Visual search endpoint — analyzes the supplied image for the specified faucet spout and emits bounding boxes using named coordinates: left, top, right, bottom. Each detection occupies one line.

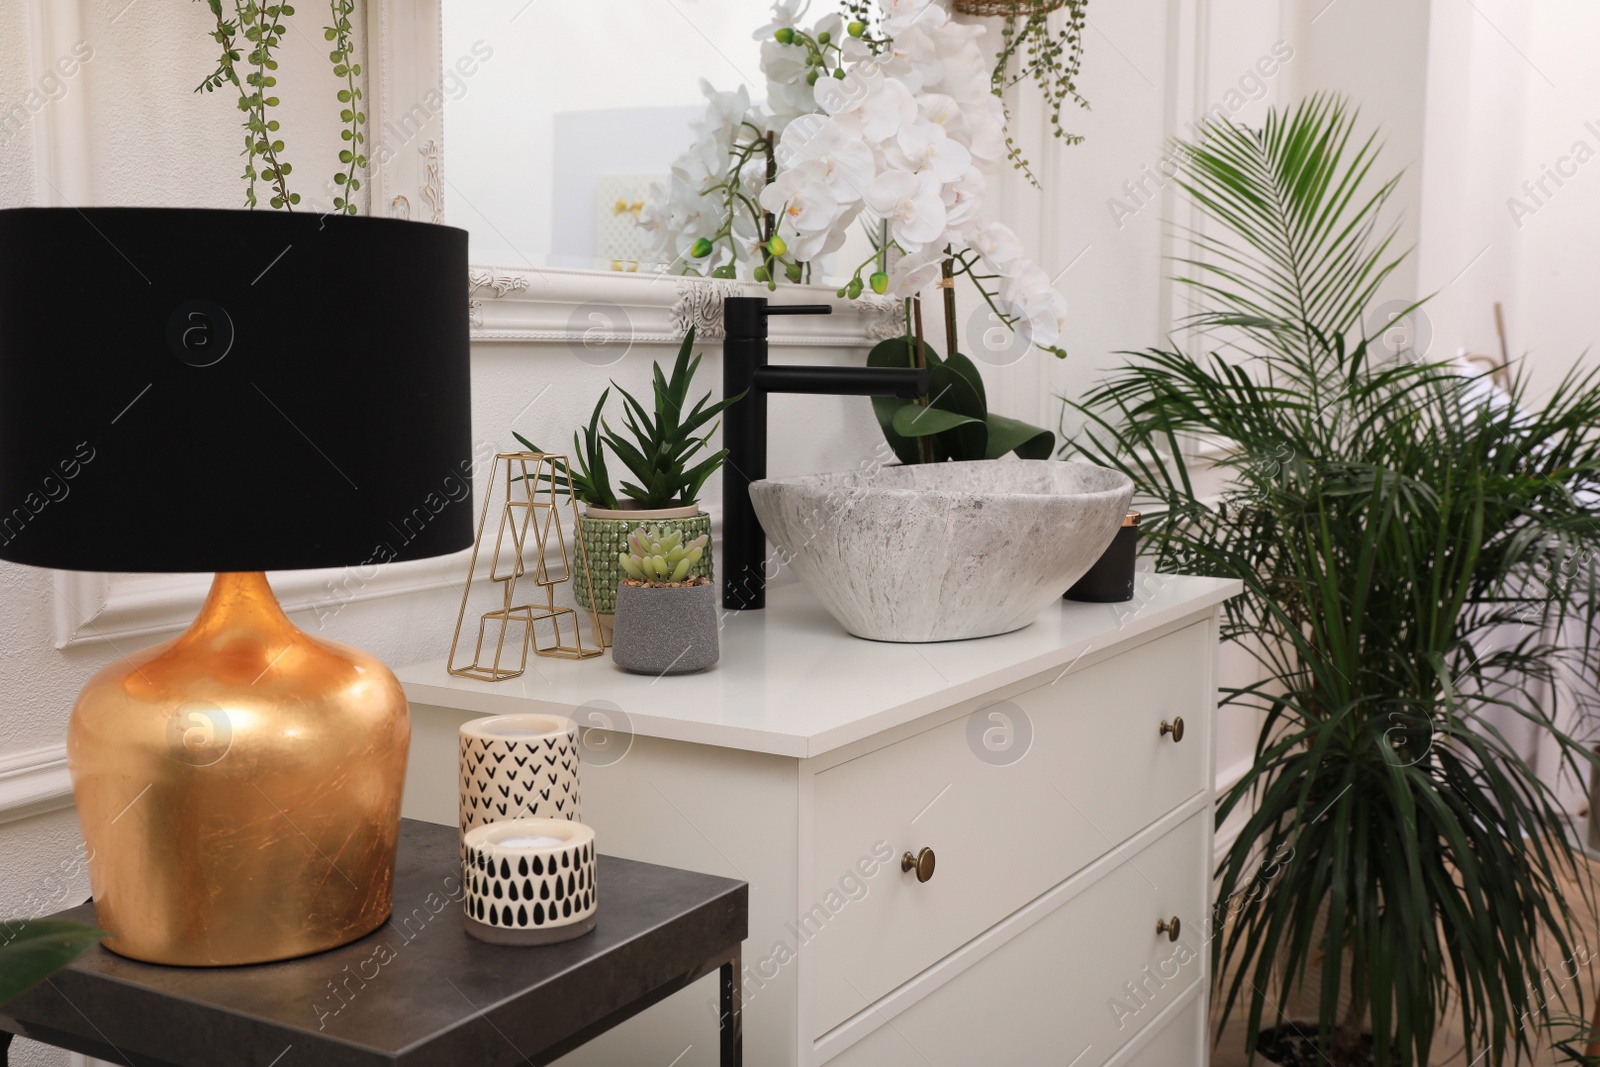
left=721, top=295, right=927, bottom=611
left=753, top=364, right=928, bottom=398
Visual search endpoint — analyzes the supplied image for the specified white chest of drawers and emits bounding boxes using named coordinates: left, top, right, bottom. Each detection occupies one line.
left=398, top=574, right=1238, bottom=1067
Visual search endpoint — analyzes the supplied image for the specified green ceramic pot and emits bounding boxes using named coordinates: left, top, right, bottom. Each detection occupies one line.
left=574, top=503, right=713, bottom=614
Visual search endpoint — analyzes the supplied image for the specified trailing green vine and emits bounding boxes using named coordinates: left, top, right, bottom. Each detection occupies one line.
left=993, top=3, right=1089, bottom=144
left=196, top=0, right=298, bottom=209
left=325, top=0, right=365, bottom=215
left=195, top=0, right=365, bottom=212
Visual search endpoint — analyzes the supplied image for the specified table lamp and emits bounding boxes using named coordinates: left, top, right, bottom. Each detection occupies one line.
left=0, top=207, right=472, bottom=966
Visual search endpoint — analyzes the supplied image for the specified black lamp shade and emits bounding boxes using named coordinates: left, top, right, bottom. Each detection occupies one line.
left=0, top=207, right=473, bottom=572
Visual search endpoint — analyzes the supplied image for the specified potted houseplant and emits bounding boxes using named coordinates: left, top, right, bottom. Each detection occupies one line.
left=1068, top=95, right=1600, bottom=1065
left=610, top=524, right=718, bottom=675
left=516, top=326, right=739, bottom=639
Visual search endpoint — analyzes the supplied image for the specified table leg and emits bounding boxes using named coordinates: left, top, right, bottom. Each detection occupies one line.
left=719, top=952, right=742, bottom=1067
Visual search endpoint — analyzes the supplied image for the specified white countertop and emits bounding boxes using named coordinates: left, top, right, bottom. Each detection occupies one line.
left=397, top=574, right=1241, bottom=759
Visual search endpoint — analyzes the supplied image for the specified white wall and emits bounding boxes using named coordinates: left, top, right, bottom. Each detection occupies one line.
left=1419, top=0, right=1600, bottom=400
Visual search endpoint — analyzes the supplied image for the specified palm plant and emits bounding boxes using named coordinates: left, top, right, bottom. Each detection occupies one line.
left=1066, top=94, right=1600, bottom=1065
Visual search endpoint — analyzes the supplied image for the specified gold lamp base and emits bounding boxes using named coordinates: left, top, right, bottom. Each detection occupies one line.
left=67, top=572, right=409, bottom=966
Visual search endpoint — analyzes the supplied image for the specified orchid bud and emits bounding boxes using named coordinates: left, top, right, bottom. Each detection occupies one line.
left=689, top=237, right=713, bottom=258
left=847, top=20, right=865, bottom=37
left=774, top=26, right=795, bottom=44
left=870, top=271, right=888, bottom=295
left=768, top=235, right=788, bottom=257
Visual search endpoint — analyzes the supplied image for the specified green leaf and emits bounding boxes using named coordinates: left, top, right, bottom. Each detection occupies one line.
left=924, top=357, right=987, bottom=461
left=892, top=404, right=984, bottom=438
left=0, top=920, right=107, bottom=1004
left=866, top=337, right=924, bottom=464
left=983, top=412, right=1053, bottom=459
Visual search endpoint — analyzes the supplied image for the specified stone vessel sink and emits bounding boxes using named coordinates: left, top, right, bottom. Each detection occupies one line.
left=748, top=460, right=1135, bottom=642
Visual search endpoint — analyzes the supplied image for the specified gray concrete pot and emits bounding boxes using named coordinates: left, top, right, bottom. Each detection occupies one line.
left=611, top=580, right=719, bottom=675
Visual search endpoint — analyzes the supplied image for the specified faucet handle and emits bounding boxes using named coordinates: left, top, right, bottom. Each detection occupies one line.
left=724, top=296, right=831, bottom=341
left=764, top=304, right=833, bottom=316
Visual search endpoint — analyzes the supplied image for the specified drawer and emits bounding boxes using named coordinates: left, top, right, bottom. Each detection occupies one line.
left=811, top=623, right=1209, bottom=1034
left=1115, top=992, right=1205, bottom=1066
left=819, top=810, right=1209, bottom=1066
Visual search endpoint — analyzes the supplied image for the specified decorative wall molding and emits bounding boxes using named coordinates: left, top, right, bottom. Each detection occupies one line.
left=850, top=294, right=907, bottom=341
left=669, top=278, right=741, bottom=340
left=0, top=744, right=72, bottom=826
left=366, top=0, right=444, bottom=222
left=53, top=551, right=470, bottom=649
left=466, top=265, right=886, bottom=347
left=468, top=267, right=531, bottom=327
left=419, top=138, right=444, bottom=223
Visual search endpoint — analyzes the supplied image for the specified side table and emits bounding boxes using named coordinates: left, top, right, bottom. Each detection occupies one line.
left=0, top=818, right=747, bottom=1066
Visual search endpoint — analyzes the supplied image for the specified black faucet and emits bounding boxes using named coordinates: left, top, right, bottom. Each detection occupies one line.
left=721, top=296, right=929, bottom=610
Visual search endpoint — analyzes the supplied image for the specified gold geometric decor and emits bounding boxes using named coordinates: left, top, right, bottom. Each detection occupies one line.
left=448, top=452, right=605, bottom=680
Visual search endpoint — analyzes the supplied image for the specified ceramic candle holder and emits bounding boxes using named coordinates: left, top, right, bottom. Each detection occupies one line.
left=462, top=818, right=598, bottom=945
left=459, top=714, right=582, bottom=843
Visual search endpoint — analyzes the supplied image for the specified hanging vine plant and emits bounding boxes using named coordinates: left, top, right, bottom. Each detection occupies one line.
left=194, top=0, right=367, bottom=214
left=949, top=0, right=1090, bottom=185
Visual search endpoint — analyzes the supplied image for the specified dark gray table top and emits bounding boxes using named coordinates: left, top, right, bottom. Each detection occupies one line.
left=0, top=818, right=747, bottom=1067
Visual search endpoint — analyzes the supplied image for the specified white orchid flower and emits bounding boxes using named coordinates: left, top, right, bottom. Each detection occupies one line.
left=760, top=159, right=846, bottom=261
left=858, top=77, right=918, bottom=142
left=867, top=169, right=946, bottom=248
left=880, top=0, right=947, bottom=37
left=1000, top=264, right=1069, bottom=349
left=777, top=115, right=876, bottom=203
left=694, top=80, right=751, bottom=140
left=968, top=221, right=1026, bottom=275
left=891, top=121, right=971, bottom=182
left=882, top=26, right=944, bottom=95
left=885, top=244, right=945, bottom=296
left=941, top=167, right=986, bottom=229
left=754, top=0, right=811, bottom=40
left=959, top=95, right=1008, bottom=169
left=916, top=93, right=968, bottom=143
left=815, top=65, right=915, bottom=143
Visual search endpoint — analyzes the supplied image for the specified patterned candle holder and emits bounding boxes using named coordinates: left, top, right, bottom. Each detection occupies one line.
left=459, top=714, right=581, bottom=845
left=462, top=818, right=597, bottom=945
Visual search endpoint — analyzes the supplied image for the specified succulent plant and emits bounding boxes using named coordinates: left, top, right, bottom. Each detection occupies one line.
left=619, top=525, right=709, bottom=585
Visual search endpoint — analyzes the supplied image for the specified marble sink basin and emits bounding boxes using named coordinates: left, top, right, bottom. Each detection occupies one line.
left=748, top=460, right=1135, bottom=642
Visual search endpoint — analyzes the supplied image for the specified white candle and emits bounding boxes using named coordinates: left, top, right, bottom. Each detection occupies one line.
left=496, top=834, right=563, bottom=849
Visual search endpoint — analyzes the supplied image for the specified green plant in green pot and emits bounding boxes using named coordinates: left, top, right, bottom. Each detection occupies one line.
left=1066, top=94, right=1600, bottom=1066
left=516, top=326, right=740, bottom=631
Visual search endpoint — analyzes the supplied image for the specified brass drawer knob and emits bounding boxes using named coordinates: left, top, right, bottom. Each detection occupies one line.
left=902, top=847, right=936, bottom=883
left=1160, top=717, right=1185, bottom=743
left=1156, top=916, right=1181, bottom=942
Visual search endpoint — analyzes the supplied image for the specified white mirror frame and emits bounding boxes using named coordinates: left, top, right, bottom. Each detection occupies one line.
left=50, top=0, right=899, bottom=649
